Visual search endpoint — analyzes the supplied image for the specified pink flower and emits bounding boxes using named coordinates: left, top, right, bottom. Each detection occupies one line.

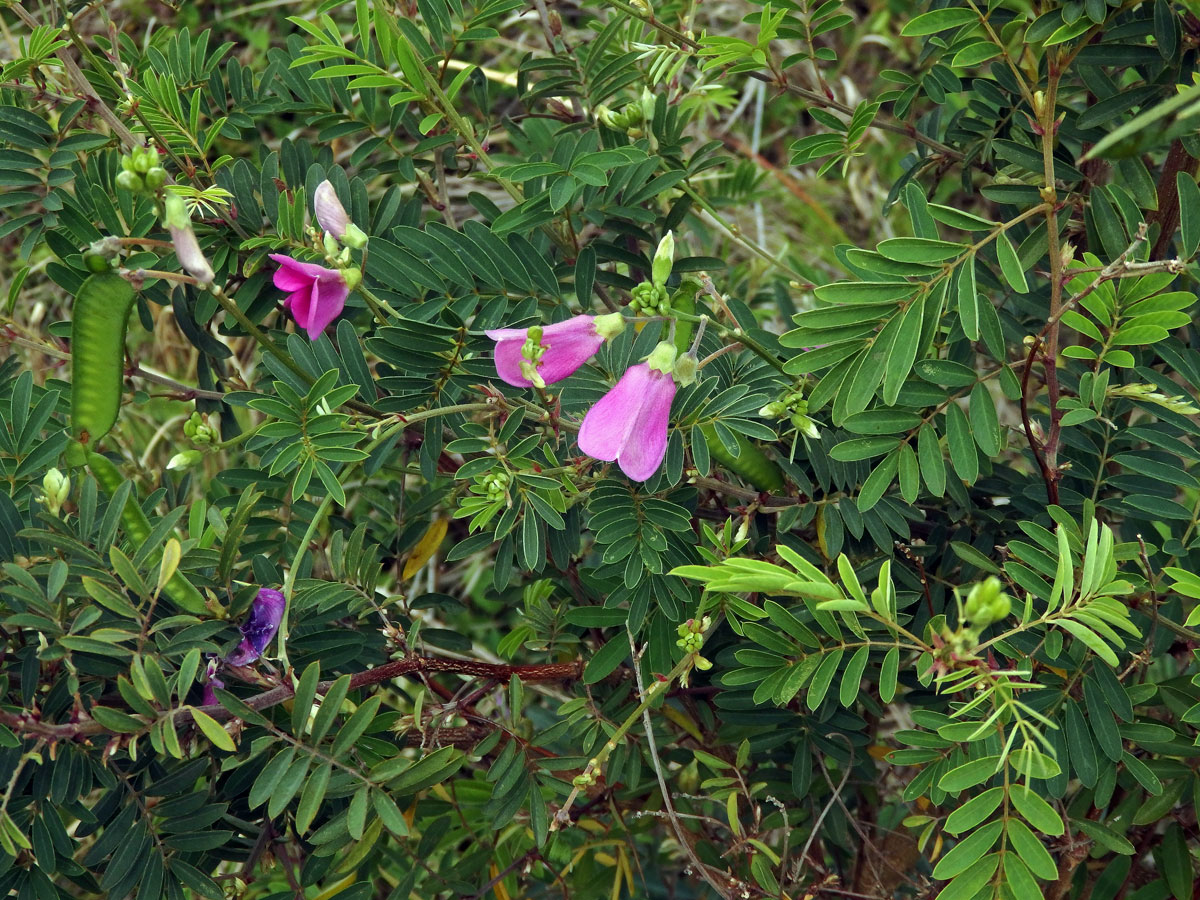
left=578, top=342, right=678, bottom=482
left=270, top=254, right=350, bottom=340
left=487, top=313, right=625, bottom=388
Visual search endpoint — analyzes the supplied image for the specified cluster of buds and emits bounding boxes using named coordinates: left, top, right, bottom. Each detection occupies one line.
left=963, top=577, right=1012, bottom=630
left=168, top=411, right=219, bottom=472
left=937, top=577, right=1014, bottom=663
left=478, top=471, right=510, bottom=501
left=41, top=468, right=70, bottom=516
left=676, top=616, right=713, bottom=673
left=596, top=88, right=657, bottom=143
left=572, top=761, right=601, bottom=788
left=184, top=411, right=219, bottom=446
left=115, top=144, right=167, bottom=195
left=759, top=388, right=820, bottom=440
left=629, top=232, right=676, bottom=315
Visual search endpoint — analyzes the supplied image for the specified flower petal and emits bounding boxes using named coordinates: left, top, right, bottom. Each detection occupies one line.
left=270, top=254, right=334, bottom=291
left=303, top=276, right=349, bottom=339
left=225, top=588, right=286, bottom=666
left=616, top=370, right=675, bottom=481
left=492, top=336, right=532, bottom=387
left=578, top=363, right=655, bottom=463
left=537, top=328, right=603, bottom=384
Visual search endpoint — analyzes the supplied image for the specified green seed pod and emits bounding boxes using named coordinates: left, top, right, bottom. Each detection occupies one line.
left=70, top=272, right=136, bottom=448
left=87, top=451, right=208, bottom=614
left=699, top=424, right=786, bottom=493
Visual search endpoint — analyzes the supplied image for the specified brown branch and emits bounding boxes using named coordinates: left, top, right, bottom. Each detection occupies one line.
left=1148, top=139, right=1200, bottom=261
left=0, top=656, right=583, bottom=741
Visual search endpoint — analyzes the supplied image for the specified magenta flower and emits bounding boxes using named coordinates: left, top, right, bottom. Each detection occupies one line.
left=270, top=254, right=350, bottom=340
left=487, top=314, right=623, bottom=388
left=225, top=588, right=286, bottom=667
left=578, top=342, right=678, bottom=481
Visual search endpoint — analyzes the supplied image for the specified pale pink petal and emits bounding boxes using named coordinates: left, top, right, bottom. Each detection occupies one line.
left=578, top=363, right=655, bottom=463
left=313, top=181, right=349, bottom=239
left=616, top=371, right=675, bottom=481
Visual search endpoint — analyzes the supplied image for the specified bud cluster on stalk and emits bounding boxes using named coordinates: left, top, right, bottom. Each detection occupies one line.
left=115, top=144, right=167, bottom=196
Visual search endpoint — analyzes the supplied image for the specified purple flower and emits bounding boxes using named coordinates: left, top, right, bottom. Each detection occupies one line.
left=225, top=588, right=286, bottom=667
left=201, top=655, right=224, bottom=705
left=578, top=342, right=678, bottom=482
left=486, top=313, right=625, bottom=389
left=270, top=254, right=350, bottom=340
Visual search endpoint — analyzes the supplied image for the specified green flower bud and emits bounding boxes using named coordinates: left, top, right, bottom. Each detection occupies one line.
left=790, top=413, right=820, bottom=440
left=144, top=166, right=167, bottom=190
left=42, top=468, right=70, bottom=515
left=342, top=267, right=362, bottom=292
left=115, top=170, right=144, bottom=193
left=652, top=231, right=675, bottom=287
left=759, top=401, right=786, bottom=419
left=167, top=450, right=204, bottom=471
left=132, top=148, right=153, bottom=174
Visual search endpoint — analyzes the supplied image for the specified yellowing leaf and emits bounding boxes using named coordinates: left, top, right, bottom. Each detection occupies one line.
left=403, top=518, right=448, bottom=580
left=157, top=538, right=182, bottom=597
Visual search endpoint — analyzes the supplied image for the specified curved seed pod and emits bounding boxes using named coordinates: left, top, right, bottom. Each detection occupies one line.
left=70, top=272, right=136, bottom=447
left=700, top=424, right=786, bottom=493
left=86, top=451, right=209, bottom=615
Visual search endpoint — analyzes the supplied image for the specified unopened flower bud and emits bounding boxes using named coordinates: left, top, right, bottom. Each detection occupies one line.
left=163, top=195, right=214, bottom=285
left=640, top=87, right=656, bottom=127
left=313, top=180, right=351, bottom=241
left=42, top=468, right=70, bottom=515
left=144, top=166, right=167, bottom=190
left=790, top=413, right=820, bottom=440
left=115, top=170, right=144, bottom=193
left=167, top=449, right=204, bottom=471
left=652, top=231, right=675, bottom=287
left=760, top=401, right=786, bottom=419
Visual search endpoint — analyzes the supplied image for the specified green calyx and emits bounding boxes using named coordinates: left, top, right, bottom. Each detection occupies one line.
left=593, top=312, right=626, bottom=340
left=646, top=341, right=678, bottom=374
